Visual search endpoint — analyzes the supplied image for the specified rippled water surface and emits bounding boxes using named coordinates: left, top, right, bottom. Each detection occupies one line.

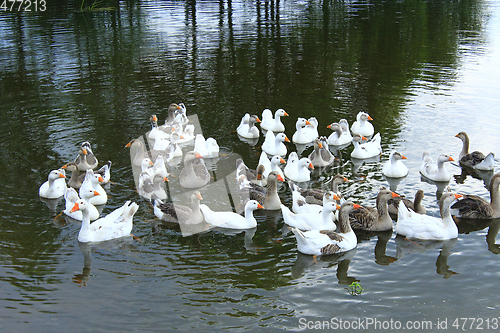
left=1, top=0, right=500, bottom=332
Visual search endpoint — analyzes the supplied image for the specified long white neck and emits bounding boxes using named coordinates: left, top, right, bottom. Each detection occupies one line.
left=244, top=208, right=257, bottom=228
left=79, top=206, right=91, bottom=240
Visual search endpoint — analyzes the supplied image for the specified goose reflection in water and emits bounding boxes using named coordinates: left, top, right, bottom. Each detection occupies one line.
left=395, top=236, right=458, bottom=279
left=73, top=237, right=135, bottom=287
left=356, top=230, right=397, bottom=266
left=40, top=197, right=64, bottom=219
left=457, top=217, right=500, bottom=255
left=291, top=248, right=357, bottom=286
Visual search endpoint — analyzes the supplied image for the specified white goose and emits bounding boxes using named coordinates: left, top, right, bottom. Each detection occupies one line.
left=284, top=155, right=314, bottom=182
left=291, top=201, right=360, bottom=256
left=261, top=108, right=289, bottom=132
left=327, top=122, right=348, bottom=146
left=148, top=114, right=170, bottom=141
left=382, top=151, right=408, bottom=178
left=79, top=169, right=107, bottom=205
left=351, top=111, right=374, bottom=137
left=70, top=199, right=139, bottom=243
left=396, top=192, right=462, bottom=240
left=339, top=119, right=353, bottom=143
left=351, top=133, right=382, bottom=159
left=194, top=134, right=219, bottom=158
left=303, top=117, right=319, bottom=142
left=419, top=152, right=454, bottom=182
left=262, top=131, right=290, bottom=156
left=292, top=118, right=313, bottom=144
left=172, top=121, right=195, bottom=144
left=200, top=199, right=264, bottom=229
left=237, top=114, right=261, bottom=139
left=282, top=201, right=339, bottom=231
left=63, top=187, right=100, bottom=221
left=39, top=169, right=67, bottom=199
left=258, top=151, right=285, bottom=178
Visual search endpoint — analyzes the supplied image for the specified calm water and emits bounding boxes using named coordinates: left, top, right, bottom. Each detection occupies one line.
left=1, top=0, right=500, bottom=331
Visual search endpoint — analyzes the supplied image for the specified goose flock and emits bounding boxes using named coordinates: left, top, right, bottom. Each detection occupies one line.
left=39, top=104, right=499, bottom=260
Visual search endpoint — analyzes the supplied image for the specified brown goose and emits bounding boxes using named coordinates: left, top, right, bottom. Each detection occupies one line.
left=451, top=172, right=500, bottom=219
left=179, top=151, right=211, bottom=189
left=290, top=174, right=348, bottom=206
left=62, top=162, right=85, bottom=189
left=388, top=189, right=426, bottom=217
left=308, top=137, right=334, bottom=167
left=74, top=141, right=98, bottom=171
left=349, top=188, right=399, bottom=231
left=236, top=159, right=266, bottom=186
left=455, top=132, right=486, bottom=169
left=240, top=171, right=283, bottom=210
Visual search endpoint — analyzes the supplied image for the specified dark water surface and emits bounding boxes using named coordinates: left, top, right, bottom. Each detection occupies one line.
left=1, top=0, right=500, bottom=331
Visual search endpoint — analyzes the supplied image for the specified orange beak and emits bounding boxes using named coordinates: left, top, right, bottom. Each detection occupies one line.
left=361, top=136, right=368, bottom=140
left=98, top=176, right=104, bottom=182
left=353, top=204, right=362, bottom=209
left=336, top=205, right=341, bottom=210
left=257, top=174, right=262, bottom=180
left=327, top=124, right=332, bottom=129
left=391, top=192, right=400, bottom=198
left=333, top=194, right=341, bottom=200
left=180, top=135, right=185, bottom=140
left=195, top=153, right=203, bottom=159
left=197, top=193, right=203, bottom=200
left=284, top=136, right=290, bottom=143
left=283, top=112, right=289, bottom=117
left=164, top=177, right=169, bottom=182
left=343, top=177, right=349, bottom=182
left=279, top=158, right=286, bottom=164
left=83, top=149, right=88, bottom=155
left=308, top=163, right=314, bottom=169
left=149, top=160, right=154, bottom=166
left=448, top=156, right=455, bottom=162
left=257, top=203, right=264, bottom=209
left=125, top=141, right=132, bottom=147
left=59, top=173, right=66, bottom=178
left=153, top=115, right=158, bottom=122
left=368, top=116, right=373, bottom=120
left=277, top=175, right=285, bottom=182
left=176, top=105, right=182, bottom=110
left=61, top=164, right=68, bottom=169
left=305, top=120, right=312, bottom=125
left=401, top=155, right=407, bottom=160
left=455, top=194, right=463, bottom=199
left=318, top=142, right=323, bottom=149
left=70, top=202, right=80, bottom=213
left=255, top=117, right=261, bottom=123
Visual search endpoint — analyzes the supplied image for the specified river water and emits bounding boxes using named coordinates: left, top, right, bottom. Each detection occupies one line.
left=0, top=0, right=499, bottom=331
